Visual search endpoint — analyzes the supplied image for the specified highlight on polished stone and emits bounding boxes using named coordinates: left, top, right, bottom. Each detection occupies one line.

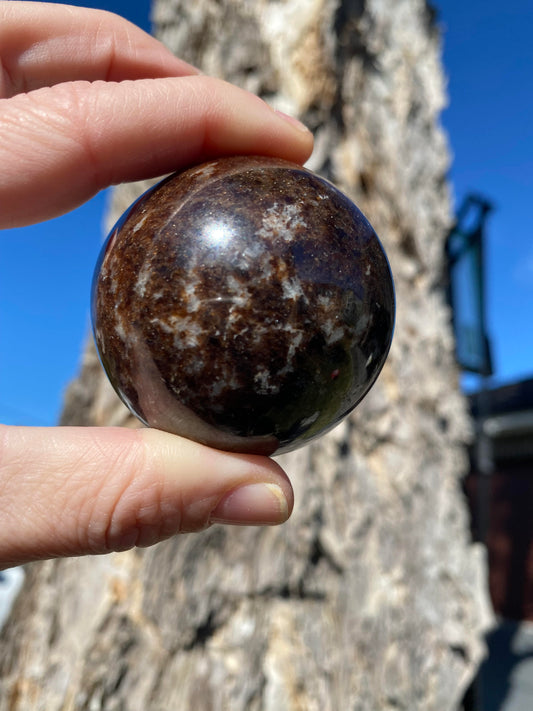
left=91, top=156, right=395, bottom=455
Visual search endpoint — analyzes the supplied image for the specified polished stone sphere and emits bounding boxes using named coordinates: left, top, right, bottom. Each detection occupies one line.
left=91, top=156, right=395, bottom=455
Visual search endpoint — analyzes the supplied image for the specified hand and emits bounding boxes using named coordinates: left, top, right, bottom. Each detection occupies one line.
left=0, top=1, right=313, bottom=569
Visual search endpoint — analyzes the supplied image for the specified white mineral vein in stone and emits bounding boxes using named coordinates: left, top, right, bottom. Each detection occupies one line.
left=317, top=294, right=334, bottom=308
left=150, top=316, right=203, bottom=348
left=101, top=262, right=118, bottom=295
left=321, top=320, right=345, bottom=345
left=192, top=163, right=217, bottom=179
left=282, top=277, right=304, bottom=300
left=228, top=309, right=250, bottom=335
left=254, top=367, right=280, bottom=395
left=299, top=411, right=319, bottom=428
left=135, top=262, right=152, bottom=298
left=184, top=280, right=201, bottom=312
left=114, top=317, right=127, bottom=344
left=354, top=312, right=370, bottom=338
left=149, top=317, right=174, bottom=334
left=210, top=373, right=242, bottom=398
left=226, top=275, right=250, bottom=307
left=238, top=240, right=267, bottom=266
left=257, top=203, right=306, bottom=243
left=132, top=214, right=148, bottom=234
left=275, top=325, right=305, bottom=379
left=179, top=322, right=203, bottom=348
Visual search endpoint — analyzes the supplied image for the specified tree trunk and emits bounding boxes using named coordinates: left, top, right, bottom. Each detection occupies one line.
left=0, top=1, right=493, bottom=709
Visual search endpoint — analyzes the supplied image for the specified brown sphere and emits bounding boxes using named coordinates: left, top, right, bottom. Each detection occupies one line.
left=92, top=156, right=395, bottom=454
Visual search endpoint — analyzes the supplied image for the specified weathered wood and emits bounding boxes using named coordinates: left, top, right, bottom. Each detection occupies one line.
left=0, top=1, right=492, bottom=709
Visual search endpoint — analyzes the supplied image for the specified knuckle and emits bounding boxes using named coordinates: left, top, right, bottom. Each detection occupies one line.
left=3, top=82, right=98, bottom=170
left=82, top=432, right=183, bottom=553
left=49, top=82, right=101, bottom=173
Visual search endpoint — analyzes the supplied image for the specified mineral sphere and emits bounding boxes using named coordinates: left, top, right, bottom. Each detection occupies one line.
left=91, top=156, right=395, bottom=455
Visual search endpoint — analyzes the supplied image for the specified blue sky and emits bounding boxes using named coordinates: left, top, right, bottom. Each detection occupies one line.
left=1, top=0, right=532, bottom=426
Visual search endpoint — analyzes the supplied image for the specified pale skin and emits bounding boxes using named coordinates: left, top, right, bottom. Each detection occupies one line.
left=0, top=2, right=314, bottom=570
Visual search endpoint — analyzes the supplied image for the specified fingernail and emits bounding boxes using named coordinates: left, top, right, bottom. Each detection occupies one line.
left=210, top=483, right=289, bottom=526
left=274, top=109, right=311, bottom=134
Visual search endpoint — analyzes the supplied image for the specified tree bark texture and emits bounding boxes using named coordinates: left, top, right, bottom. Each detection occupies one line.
left=0, top=1, right=493, bottom=709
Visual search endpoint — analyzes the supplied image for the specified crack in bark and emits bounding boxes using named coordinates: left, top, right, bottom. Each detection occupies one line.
left=183, top=610, right=219, bottom=651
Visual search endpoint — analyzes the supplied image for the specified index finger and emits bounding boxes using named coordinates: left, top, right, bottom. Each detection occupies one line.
left=0, top=1, right=199, bottom=98
left=0, top=75, right=314, bottom=228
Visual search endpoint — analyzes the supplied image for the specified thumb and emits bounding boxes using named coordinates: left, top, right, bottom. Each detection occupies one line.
left=0, top=425, right=293, bottom=569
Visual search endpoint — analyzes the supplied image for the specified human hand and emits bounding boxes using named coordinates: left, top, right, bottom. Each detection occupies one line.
left=0, top=1, right=313, bottom=569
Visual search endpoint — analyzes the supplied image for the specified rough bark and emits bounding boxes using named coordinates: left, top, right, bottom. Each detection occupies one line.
left=0, top=1, right=492, bottom=709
